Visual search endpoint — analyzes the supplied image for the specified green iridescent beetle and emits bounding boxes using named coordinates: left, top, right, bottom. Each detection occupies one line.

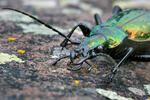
left=2, top=6, right=150, bottom=82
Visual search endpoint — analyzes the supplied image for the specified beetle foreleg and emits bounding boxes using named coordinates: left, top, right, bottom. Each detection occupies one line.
left=107, top=47, right=134, bottom=83
left=60, top=23, right=91, bottom=48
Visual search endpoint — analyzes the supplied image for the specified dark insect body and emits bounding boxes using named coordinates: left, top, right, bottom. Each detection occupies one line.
left=1, top=6, right=150, bottom=83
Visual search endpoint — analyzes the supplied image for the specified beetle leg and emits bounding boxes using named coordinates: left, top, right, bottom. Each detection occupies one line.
left=51, top=55, right=70, bottom=66
left=60, top=23, right=91, bottom=48
left=106, top=47, right=134, bottom=83
left=94, top=13, right=102, bottom=25
left=113, top=5, right=122, bottom=14
left=67, top=63, right=82, bottom=71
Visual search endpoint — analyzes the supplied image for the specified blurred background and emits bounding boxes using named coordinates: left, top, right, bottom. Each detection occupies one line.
left=0, top=0, right=150, bottom=29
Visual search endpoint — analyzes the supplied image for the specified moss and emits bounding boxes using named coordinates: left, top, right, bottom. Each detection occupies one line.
left=0, top=53, right=24, bottom=64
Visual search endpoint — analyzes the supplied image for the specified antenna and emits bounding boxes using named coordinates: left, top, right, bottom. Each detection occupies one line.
left=0, top=8, right=72, bottom=42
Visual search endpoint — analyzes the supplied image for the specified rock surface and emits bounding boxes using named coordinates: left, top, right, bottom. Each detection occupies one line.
left=0, top=0, right=149, bottom=100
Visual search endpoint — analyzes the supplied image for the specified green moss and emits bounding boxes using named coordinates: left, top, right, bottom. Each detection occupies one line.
left=0, top=53, right=24, bottom=64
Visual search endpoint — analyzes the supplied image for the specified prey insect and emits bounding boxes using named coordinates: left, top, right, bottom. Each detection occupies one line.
left=1, top=6, right=150, bottom=83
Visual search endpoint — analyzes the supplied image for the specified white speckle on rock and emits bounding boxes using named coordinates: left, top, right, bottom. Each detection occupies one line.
left=144, top=84, right=150, bottom=95
left=96, top=88, right=133, bottom=100
left=128, top=87, right=145, bottom=96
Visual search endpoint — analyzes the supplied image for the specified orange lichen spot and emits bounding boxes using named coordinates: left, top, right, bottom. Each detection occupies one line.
left=74, top=80, right=80, bottom=86
left=17, top=50, right=25, bottom=54
left=8, top=37, right=16, bottom=41
left=92, top=67, right=98, bottom=71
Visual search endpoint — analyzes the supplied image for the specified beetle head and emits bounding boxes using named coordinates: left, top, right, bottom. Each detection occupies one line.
left=70, top=34, right=107, bottom=65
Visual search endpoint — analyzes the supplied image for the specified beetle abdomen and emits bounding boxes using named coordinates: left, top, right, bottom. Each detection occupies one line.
left=106, top=9, right=150, bottom=41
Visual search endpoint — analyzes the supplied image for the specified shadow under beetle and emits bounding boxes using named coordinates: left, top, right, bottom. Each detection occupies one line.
left=1, top=6, right=150, bottom=83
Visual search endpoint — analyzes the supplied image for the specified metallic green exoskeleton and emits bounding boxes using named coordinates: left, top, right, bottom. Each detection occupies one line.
left=2, top=6, right=150, bottom=83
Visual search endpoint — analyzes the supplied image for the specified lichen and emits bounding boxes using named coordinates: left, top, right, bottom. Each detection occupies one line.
left=96, top=88, right=133, bottom=100
left=0, top=11, right=69, bottom=36
left=128, top=87, right=145, bottom=96
left=23, top=0, right=57, bottom=9
left=144, top=84, right=150, bottom=95
left=17, top=23, right=68, bottom=36
left=0, top=53, right=24, bottom=64
left=0, top=11, right=34, bottom=23
left=62, top=8, right=82, bottom=14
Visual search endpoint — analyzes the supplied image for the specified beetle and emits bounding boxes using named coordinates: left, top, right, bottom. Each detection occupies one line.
left=1, top=6, right=150, bottom=82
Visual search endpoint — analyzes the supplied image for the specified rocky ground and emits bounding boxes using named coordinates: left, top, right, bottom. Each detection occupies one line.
left=0, top=0, right=150, bottom=100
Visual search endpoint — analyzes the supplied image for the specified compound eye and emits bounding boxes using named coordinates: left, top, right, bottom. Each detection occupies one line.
left=97, top=45, right=103, bottom=50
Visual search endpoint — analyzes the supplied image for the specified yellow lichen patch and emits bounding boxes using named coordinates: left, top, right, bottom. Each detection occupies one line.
left=0, top=53, right=24, bottom=64
left=74, top=80, right=80, bottom=86
left=17, top=50, right=25, bottom=54
left=92, top=67, right=98, bottom=71
left=8, top=37, right=16, bottom=41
